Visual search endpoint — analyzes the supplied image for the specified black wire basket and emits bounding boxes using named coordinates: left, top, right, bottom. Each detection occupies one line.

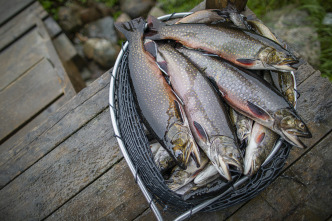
left=109, top=12, right=294, bottom=220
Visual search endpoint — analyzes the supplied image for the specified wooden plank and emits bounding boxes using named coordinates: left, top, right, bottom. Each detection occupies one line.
left=0, top=58, right=63, bottom=142
left=43, top=16, right=62, bottom=39
left=0, top=73, right=110, bottom=188
left=0, top=0, right=34, bottom=25
left=227, top=131, right=332, bottom=220
left=47, top=160, right=149, bottom=221
left=0, top=2, right=45, bottom=50
left=0, top=109, right=120, bottom=220
left=0, top=29, right=48, bottom=91
left=286, top=70, right=332, bottom=165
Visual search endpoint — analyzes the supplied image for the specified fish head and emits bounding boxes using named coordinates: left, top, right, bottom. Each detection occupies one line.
left=210, top=136, right=243, bottom=181
left=259, top=47, right=299, bottom=71
left=274, top=108, right=311, bottom=148
left=167, top=122, right=200, bottom=169
left=166, top=167, right=190, bottom=191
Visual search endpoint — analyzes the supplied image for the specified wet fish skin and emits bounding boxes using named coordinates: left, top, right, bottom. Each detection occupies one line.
left=147, top=16, right=298, bottom=72
left=194, top=162, right=220, bottom=186
left=114, top=18, right=200, bottom=169
left=229, top=108, right=253, bottom=145
left=245, top=20, right=297, bottom=107
left=154, top=145, right=176, bottom=173
left=175, top=9, right=228, bottom=24
left=167, top=154, right=209, bottom=191
left=177, top=47, right=311, bottom=148
left=157, top=43, right=243, bottom=181
left=244, top=122, right=279, bottom=176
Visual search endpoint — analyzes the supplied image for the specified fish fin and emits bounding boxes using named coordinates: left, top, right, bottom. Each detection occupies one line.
left=144, top=40, right=157, bottom=58
left=256, top=132, right=265, bottom=144
left=247, top=101, right=271, bottom=121
left=114, top=17, right=145, bottom=40
left=236, top=58, right=256, bottom=66
left=173, top=100, right=184, bottom=124
left=193, top=121, right=209, bottom=144
left=145, top=16, right=165, bottom=40
left=157, top=61, right=169, bottom=75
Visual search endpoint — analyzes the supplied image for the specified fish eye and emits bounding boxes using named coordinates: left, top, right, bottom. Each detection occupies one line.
left=299, top=122, right=305, bottom=129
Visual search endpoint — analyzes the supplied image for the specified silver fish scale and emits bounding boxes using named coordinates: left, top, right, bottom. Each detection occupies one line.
left=158, top=44, right=234, bottom=140
left=160, top=23, right=264, bottom=61
left=128, top=32, right=180, bottom=140
left=178, top=48, right=288, bottom=118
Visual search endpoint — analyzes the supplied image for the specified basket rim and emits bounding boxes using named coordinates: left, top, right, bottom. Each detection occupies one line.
left=109, top=12, right=297, bottom=221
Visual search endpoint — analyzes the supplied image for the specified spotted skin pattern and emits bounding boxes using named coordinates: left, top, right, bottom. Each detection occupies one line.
left=147, top=16, right=297, bottom=71
left=115, top=18, right=200, bottom=168
left=177, top=48, right=311, bottom=148
left=157, top=43, right=242, bottom=180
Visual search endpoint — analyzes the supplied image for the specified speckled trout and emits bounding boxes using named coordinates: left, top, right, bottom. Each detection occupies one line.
left=157, top=43, right=243, bottom=181
left=177, top=48, right=311, bottom=148
left=147, top=16, right=298, bottom=72
left=114, top=18, right=200, bottom=169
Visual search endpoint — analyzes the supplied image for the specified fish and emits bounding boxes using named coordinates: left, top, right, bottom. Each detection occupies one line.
left=175, top=9, right=228, bottom=24
left=114, top=18, right=201, bottom=169
left=146, top=16, right=299, bottom=72
left=244, top=122, right=279, bottom=176
left=167, top=153, right=209, bottom=191
left=245, top=20, right=297, bottom=107
left=154, top=145, right=176, bottom=173
left=229, top=108, right=253, bottom=146
left=156, top=43, right=243, bottom=181
left=177, top=47, right=311, bottom=148
left=194, top=162, right=220, bottom=186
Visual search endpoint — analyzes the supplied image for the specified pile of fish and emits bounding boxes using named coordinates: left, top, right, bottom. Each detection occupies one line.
left=114, top=9, right=312, bottom=198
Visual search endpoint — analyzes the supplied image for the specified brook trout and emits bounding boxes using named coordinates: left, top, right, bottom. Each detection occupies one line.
left=115, top=18, right=200, bottom=169
left=146, top=16, right=298, bottom=72
left=177, top=47, right=311, bottom=148
left=157, top=43, right=243, bottom=181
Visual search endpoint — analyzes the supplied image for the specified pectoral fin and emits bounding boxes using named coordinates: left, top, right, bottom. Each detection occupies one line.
left=193, top=121, right=209, bottom=144
left=247, top=101, right=271, bottom=121
left=236, top=58, right=256, bottom=66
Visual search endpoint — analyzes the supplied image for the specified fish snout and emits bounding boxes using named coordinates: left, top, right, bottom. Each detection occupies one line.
left=210, top=136, right=243, bottom=181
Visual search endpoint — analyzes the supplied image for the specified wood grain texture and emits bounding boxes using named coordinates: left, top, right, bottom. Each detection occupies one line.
left=228, top=132, right=332, bottom=221
left=0, top=74, right=110, bottom=188
left=47, top=160, right=149, bottom=221
left=0, top=58, right=63, bottom=142
left=0, top=2, right=46, bottom=50
left=0, top=0, right=34, bottom=25
left=0, top=29, right=48, bottom=91
left=0, top=109, right=120, bottom=220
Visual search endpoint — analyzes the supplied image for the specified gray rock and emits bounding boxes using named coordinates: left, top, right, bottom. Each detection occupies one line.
left=120, top=0, right=154, bottom=18
left=323, top=12, right=332, bottom=25
left=83, top=38, right=120, bottom=68
left=58, top=6, right=82, bottom=32
left=148, top=6, right=165, bottom=18
left=263, top=6, right=321, bottom=67
left=81, top=17, right=118, bottom=44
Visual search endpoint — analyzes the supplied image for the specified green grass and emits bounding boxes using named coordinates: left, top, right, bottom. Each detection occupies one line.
left=247, top=0, right=332, bottom=80
left=156, top=0, right=203, bottom=14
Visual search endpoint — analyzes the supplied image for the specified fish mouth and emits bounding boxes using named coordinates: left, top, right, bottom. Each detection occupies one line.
left=281, top=129, right=307, bottom=148
left=210, top=136, right=243, bottom=181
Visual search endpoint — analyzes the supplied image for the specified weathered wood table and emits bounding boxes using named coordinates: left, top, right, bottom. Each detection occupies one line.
left=0, top=1, right=331, bottom=220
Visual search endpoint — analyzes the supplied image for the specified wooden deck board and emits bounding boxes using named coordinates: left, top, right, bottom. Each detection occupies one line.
left=0, top=29, right=48, bottom=91
left=0, top=59, right=63, bottom=142
left=0, top=0, right=34, bottom=25
left=0, top=109, right=120, bottom=220
left=0, top=74, right=110, bottom=188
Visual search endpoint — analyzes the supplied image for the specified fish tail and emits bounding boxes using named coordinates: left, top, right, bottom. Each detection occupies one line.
left=146, top=16, right=165, bottom=40
left=114, top=17, right=145, bottom=40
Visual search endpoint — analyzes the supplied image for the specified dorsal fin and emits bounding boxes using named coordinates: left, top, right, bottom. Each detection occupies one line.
left=144, top=40, right=157, bottom=58
left=193, top=121, right=209, bottom=143
left=247, top=101, right=271, bottom=121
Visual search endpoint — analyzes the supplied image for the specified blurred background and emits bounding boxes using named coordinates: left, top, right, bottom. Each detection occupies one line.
left=38, top=0, right=332, bottom=84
